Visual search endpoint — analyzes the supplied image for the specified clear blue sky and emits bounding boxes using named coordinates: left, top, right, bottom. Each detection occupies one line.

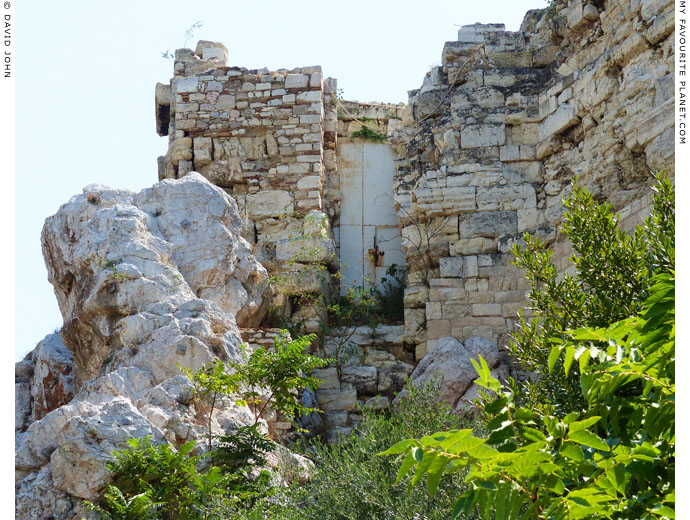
left=15, top=0, right=546, bottom=361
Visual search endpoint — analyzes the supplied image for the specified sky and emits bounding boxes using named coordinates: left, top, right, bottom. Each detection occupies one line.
left=14, top=0, right=548, bottom=361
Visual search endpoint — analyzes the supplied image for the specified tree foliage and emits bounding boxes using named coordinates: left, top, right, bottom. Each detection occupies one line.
left=509, top=174, right=674, bottom=414
left=383, top=176, right=675, bottom=519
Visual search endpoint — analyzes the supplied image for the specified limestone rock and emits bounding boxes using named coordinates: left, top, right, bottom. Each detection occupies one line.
left=18, top=174, right=278, bottom=519
left=133, top=173, right=271, bottom=327
left=41, top=173, right=269, bottom=386
left=394, top=337, right=504, bottom=411
left=30, top=333, right=74, bottom=422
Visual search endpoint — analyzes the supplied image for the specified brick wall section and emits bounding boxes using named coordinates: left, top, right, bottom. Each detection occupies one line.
left=391, top=0, right=674, bottom=360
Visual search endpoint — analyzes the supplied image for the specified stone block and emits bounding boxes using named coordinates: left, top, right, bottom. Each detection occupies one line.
left=178, top=160, right=193, bottom=176
left=266, top=135, right=279, bottom=158
left=461, top=124, right=505, bottom=148
left=517, top=208, right=538, bottom=233
left=459, top=211, right=518, bottom=239
left=175, top=102, right=199, bottom=113
left=297, top=91, right=322, bottom=103
left=311, top=367, right=339, bottom=390
left=204, top=81, right=223, bottom=92
left=452, top=238, right=497, bottom=256
left=427, top=320, right=451, bottom=340
left=500, top=145, right=520, bottom=162
left=404, top=285, right=429, bottom=307
left=170, top=138, right=193, bottom=165
left=416, top=342, right=429, bottom=360
left=439, top=257, right=464, bottom=278
left=364, top=396, right=389, bottom=410
left=472, top=303, right=502, bottom=316
left=299, top=115, right=321, bottom=124
left=193, top=138, right=212, bottom=168
left=488, top=50, right=533, bottom=68
left=285, top=74, right=309, bottom=88
left=341, top=366, right=378, bottom=394
left=246, top=190, right=293, bottom=218
left=566, top=0, right=590, bottom=31
left=310, top=72, right=323, bottom=88
left=275, top=236, right=336, bottom=265
left=316, top=387, right=358, bottom=412
left=326, top=411, right=349, bottom=427
left=457, top=23, right=505, bottom=43
left=539, top=104, right=578, bottom=141
left=172, top=77, right=199, bottom=94
left=626, top=100, right=673, bottom=149
left=404, top=308, right=426, bottom=344
left=484, top=72, right=516, bottom=87
left=297, top=176, right=322, bottom=190
left=426, top=302, right=443, bottom=320
left=194, top=40, right=228, bottom=62
left=476, top=184, right=536, bottom=211
left=273, top=265, right=330, bottom=296
left=464, top=255, right=478, bottom=277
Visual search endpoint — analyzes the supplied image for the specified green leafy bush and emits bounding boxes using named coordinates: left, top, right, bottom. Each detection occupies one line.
left=84, top=486, right=163, bottom=519
left=510, top=174, right=674, bottom=414
left=228, top=333, right=330, bottom=426
left=213, top=425, right=275, bottom=474
left=372, top=263, right=407, bottom=323
left=95, top=437, right=199, bottom=520
left=383, top=273, right=675, bottom=519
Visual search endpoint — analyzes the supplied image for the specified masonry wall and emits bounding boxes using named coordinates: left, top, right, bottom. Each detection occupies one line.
left=156, top=0, right=674, bottom=439
left=390, top=0, right=675, bottom=360
left=156, top=45, right=413, bottom=442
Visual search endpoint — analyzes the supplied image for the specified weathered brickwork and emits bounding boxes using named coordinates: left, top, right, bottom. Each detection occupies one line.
left=391, top=0, right=674, bottom=359
left=156, top=0, right=674, bottom=439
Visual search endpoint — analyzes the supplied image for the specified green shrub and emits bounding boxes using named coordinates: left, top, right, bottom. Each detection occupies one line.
left=223, top=381, right=474, bottom=520
left=84, top=486, right=163, bottom=519
left=97, top=437, right=199, bottom=520
left=372, top=264, right=406, bottom=323
left=383, top=273, right=675, bottom=520
left=510, top=174, right=674, bottom=415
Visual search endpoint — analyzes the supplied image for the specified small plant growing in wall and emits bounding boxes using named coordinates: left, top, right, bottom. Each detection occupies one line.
left=351, top=125, right=386, bottom=142
left=104, top=259, right=128, bottom=281
left=180, top=334, right=330, bottom=449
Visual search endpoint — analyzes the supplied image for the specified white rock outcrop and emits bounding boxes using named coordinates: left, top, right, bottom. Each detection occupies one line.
left=40, top=172, right=270, bottom=388
left=395, top=336, right=508, bottom=413
left=16, top=173, right=273, bottom=519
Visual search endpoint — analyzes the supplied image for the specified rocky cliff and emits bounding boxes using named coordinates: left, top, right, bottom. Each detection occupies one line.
left=16, top=174, right=279, bottom=519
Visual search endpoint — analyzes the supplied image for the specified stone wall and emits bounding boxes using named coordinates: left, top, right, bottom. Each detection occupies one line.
left=156, top=41, right=338, bottom=332
left=390, top=0, right=675, bottom=359
left=312, top=325, right=412, bottom=444
left=154, top=0, right=674, bottom=439
left=240, top=325, right=412, bottom=444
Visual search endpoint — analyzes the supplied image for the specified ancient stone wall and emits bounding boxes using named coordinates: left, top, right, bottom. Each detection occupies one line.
left=153, top=0, right=674, bottom=439
left=391, top=0, right=675, bottom=360
left=156, top=41, right=329, bottom=271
